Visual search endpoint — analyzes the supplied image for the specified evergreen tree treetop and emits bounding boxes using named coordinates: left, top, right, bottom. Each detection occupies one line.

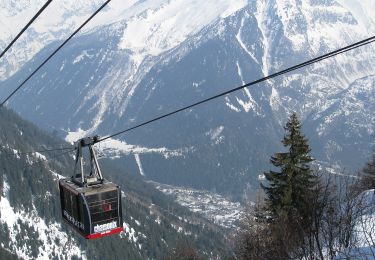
left=262, top=112, right=315, bottom=218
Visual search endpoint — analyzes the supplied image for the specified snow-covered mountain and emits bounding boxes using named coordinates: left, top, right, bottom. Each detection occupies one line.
left=0, top=0, right=105, bottom=80
left=1, top=0, right=375, bottom=200
left=0, top=0, right=246, bottom=80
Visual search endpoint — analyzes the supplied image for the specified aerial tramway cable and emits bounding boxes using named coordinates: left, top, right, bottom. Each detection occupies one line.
left=96, top=35, right=375, bottom=143
left=0, top=0, right=53, bottom=60
left=0, top=0, right=112, bottom=106
left=0, top=10, right=372, bottom=241
left=1, top=33, right=375, bottom=152
left=3, top=147, right=75, bottom=156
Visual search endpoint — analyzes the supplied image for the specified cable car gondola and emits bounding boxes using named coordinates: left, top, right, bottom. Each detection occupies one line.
left=59, top=136, right=123, bottom=239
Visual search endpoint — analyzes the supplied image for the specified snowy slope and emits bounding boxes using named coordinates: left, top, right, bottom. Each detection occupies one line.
left=0, top=0, right=246, bottom=81
left=338, top=0, right=375, bottom=33
left=0, top=177, right=84, bottom=260
left=336, top=189, right=375, bottom=259
left=0, top=1, right=97, bottom=80
left=353, top=189, right=375, bottom=256
left=119, top=0, right=247, bottom=57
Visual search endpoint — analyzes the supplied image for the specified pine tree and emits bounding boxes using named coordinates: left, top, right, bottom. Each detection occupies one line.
left=262, top=113, right=315, bottom=219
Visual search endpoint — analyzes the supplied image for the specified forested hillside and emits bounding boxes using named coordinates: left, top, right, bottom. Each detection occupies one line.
left=0, top=107, right=228, bottom=259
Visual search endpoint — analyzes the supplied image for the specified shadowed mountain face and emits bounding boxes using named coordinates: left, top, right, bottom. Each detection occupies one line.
left=1, top=0, right=375, bottom=200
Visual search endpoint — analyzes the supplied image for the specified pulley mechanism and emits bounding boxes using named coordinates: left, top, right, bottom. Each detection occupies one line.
left=72, top=135, right=103, bottom=187
left=59, top=135, right=124, bottom=239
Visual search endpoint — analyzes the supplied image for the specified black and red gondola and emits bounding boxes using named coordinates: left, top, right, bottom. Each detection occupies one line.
left=59, top=136, right=123, bottom=239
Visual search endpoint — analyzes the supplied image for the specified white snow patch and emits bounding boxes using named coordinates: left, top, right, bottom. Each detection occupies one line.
left=171, top=223, right=183, bottom=233
left=119, top=0, right=246, bottom=57
left=122, top=222, right=138, bottom=243
left=206, top=126, right=224, bottom=145
left=225, top=96, right=241, bottom=112
left=270, top=86, right=281, bottom=112
left=134, top=154, right=146, bottom=177
left=235, top=62, right=261, bottom=114
left=34, top=152, right=46, bottom=161
left=59, top=61, right=65, bottom=71
left=208, top=126, right=224, bottom=141
left=235, top=13, right=259, bottom=64
left=65, top=128, right=88, bottom=144
left=258, top=174, right=266, bottom=181
left=12, top=149, right=20, bottom=159
left=255, top=0, right=271, bottom=77
left=49, top=170, right=65, bottom=180
left=73, top=50, right=93, bottom=64
left=355, top=213, right=375, bottom=248
left=338, top=0, right=375, bottom=33
left=336, top=190, right=375, bottom=258
left=96, top=137, right=185, bottom=159
left=121, top=221, right=146, bottom=250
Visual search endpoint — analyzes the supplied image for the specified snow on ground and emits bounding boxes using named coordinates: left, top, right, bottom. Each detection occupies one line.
left=171, top=223, right=183, bottom=233
left=205, top=126, right=225, bottom=145
left=65, top=130, right=185, bottom=159
left=0, top=178, right=85, bottom=260
left=336, top=189, right=375, bottom=259
left=354, top=190, right=375, bottom=247
left=96, top=137, right=184, bottom=159
left=49, top=170, right=65, bottom=180
left=1, top=0, right=373, bottom=81
left=134, top=154, right=146, bottom=176
left=72, top=50, right=94, bottom=64
left=34, top=152, right=47, bottom=161
left=338, top=0, right=375, bottom=33
left=155, top=216, right=161, bottom=225
left=12, top=149, right=20, bottom=159
left=255, top=0, right=272, bottom=77
left=235, top=60, right=261, bottom=114
left=154, top=183, right=243, bottom=229
left=0, top=1, right=105, bottom=80
left=119, top=0, right=247, bottom=57
left=0, top=0, right=247, bottom=80
left=225, top=97, right=241, bottom=112
left=121, top=221, right=146, bottom=251
left=236, top=13, right=259, bottom=64
left=65, top=128, right=89, bottom=143
left=122, top=222, right=138, bottom=244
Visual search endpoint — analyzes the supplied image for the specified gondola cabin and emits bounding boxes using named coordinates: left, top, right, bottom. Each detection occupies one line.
left=59, top=179, right=123, bottom=239
left=59, top=136, right=123, bottom=239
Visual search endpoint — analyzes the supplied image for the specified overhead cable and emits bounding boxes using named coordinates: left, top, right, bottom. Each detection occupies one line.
left=3, top=147, right=75, bottom=156
left=97, top=35, right=375, bottom=143
left=0, top=0, right=53, bottom=60
left=0, top=0, right=111, bottom=106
